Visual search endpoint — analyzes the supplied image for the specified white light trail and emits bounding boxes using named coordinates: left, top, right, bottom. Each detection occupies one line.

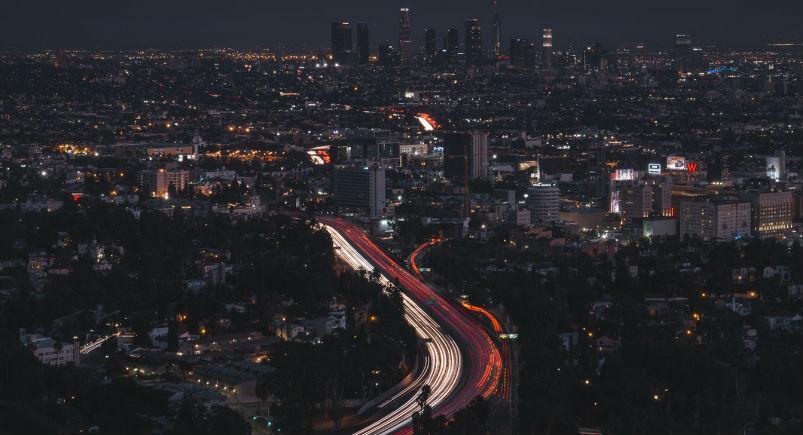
left=324, top=225, right=463, bottom=435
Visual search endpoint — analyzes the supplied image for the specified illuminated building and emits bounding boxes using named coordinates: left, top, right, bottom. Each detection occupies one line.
left=674, top=33, right=692, bottom=71
left=679, top=199, right=751, bottom=241
left=526, top=184, right=561, bottom=225
left=751, top=191, right=793, bottom=238
left=20, top=333, right=79, bottom=367
left=542, top=28, right=553, bottom=68
left=465, top=18, right=483, bottom=65
left=331, top=21, right=353, bottom=63
left=147, top=142, right=197, bottom=158
left=611, top=181, right=652, bottom=221
left=446, top=28, right=459, bottom=62
left=333, top=163, right=386, bottom=218
left=357, top=22, right=370, bottom=65
left=424, top=28, right=437, bottom=61
left=443, top=131, right=489, bottom=182
left=609, top=170, right=674, bottom=220
left=492, top=12, right=501, bottom=57
left=399, top=8, right=413, bottom=64
left=139, top=168, right=190, bottom=197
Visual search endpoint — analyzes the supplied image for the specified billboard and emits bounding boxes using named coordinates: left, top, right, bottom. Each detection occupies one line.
left=609, top=191, right=620, bottom=213
left=307, top=146, right=332, bottom=165
left=766, top=156, right=780, bottom=181
left=612, top=169, right=635, bottom=181
left=648, top=163, right=662, bottom=175
left=666, top=156, right=686, bottom=171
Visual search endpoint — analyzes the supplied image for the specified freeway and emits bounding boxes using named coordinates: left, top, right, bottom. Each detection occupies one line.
left=324, top=223, right=461, bottom=435
left=320, top=217, right=502, bottom=434
left=409, top=240, right=512, bottom=401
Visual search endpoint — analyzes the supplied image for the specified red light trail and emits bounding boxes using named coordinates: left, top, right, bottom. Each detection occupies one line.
left=320, top=217, right=503, bottom=434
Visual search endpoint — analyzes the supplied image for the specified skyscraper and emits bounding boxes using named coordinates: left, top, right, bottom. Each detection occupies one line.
left=399, top=8, right=413, bottom=64
left=333, top=163, right=386, bottom=218
left=510, top=38, right=533, bottom=68
left=446, top=28, right=459, bottom=62
left=424, top=28, right=437, bottom=61
left=357, top=22, right=370, bottom=64
left=492, top=13, right=501, bottom=57
left=331, top=21, right=353, bottom=63
left=584, top=42, right=604, bottom=71
left=674, top=33, right=692, bottom=71
left=542, top=28, right=553, bottom=68
left=465, top=18, right=483, bottom=65
left=443, top=131, right=489, bottom=183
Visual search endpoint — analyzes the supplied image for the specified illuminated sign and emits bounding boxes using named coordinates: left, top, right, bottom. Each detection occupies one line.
left=686, top=162, right=698, bottom=173
left=648, top=163, right=662, bottom=175
left=306, top=146, right=331, bottom=165
left=415, top=113, right=441, bottom=131
left=612, top=169, right=635, bottom=181
left=666, top=156, right=686, bottom=171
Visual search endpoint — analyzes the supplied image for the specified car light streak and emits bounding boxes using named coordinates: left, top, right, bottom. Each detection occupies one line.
left=321, top=218, right=503, bottom=434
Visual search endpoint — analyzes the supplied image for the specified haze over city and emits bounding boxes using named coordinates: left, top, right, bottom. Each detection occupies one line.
left=1, top=1, right=802, bottom=49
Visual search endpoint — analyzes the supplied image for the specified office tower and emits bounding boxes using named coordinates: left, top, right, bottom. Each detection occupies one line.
left=542, top=28, right=553, bottom=68
left=357, top=22, right=370, bottom=64
left=443, top=131, right=489, bottom=182
left=399, top=8, right=413, bottom=64
left=674, top=33, right=692, bottom=71
left=330, top=21, right=353, bottom=63
left=752, top=191, right=794, bottom=238
left=378, top=41, right=400, bottom=66
left=510, top=38, right=533, bottom=67
left=492, top=13, right=501, bottom=56
left=333, top=163, right=386, bottom=218
left=526, top=184, right=561, bottom=225
left=584, top=42, right=604, bottom=71
left=647, top=175, right=674, bottom=217
left=679, top=199, right=751, bottom=241
left=465, top=18, right=483, bottom=65
left=610, top=174, right=673, bottom=220
left=610, top=181, right=652, bottom=221
left=424, top=28, right=437, bottom=60
left=446, top=28, right=459, bottom=61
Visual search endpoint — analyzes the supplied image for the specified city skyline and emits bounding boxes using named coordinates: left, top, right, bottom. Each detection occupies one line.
left=1, top=0, right=802, bottom=50
left=1, top=3, right=802, bottom=434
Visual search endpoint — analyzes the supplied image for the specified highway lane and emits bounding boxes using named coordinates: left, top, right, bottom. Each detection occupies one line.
left=321, top=217, right=502, bottom=434
left=409, top=240, right=512, bottom=401
left=324, top=223, right=462, bottom=435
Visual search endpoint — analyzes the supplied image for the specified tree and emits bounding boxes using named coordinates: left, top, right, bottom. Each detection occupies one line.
left=255, top=376, right=270, bottom=415
left=417, top=384, right=431, bottom=411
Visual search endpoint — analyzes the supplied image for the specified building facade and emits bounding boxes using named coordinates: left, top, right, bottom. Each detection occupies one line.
left=679, top=199, right=751, bottom=241
left=333, top=163, right=386, bottom=218
left=752, top=191, right=794, bottom=238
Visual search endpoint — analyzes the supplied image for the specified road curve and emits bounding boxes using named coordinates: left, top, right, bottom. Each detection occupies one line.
left=320, top=217, right=502, bottom=434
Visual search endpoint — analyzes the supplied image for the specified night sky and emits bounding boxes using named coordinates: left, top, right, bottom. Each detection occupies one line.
left=1, top=0, right=801, bottom=50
